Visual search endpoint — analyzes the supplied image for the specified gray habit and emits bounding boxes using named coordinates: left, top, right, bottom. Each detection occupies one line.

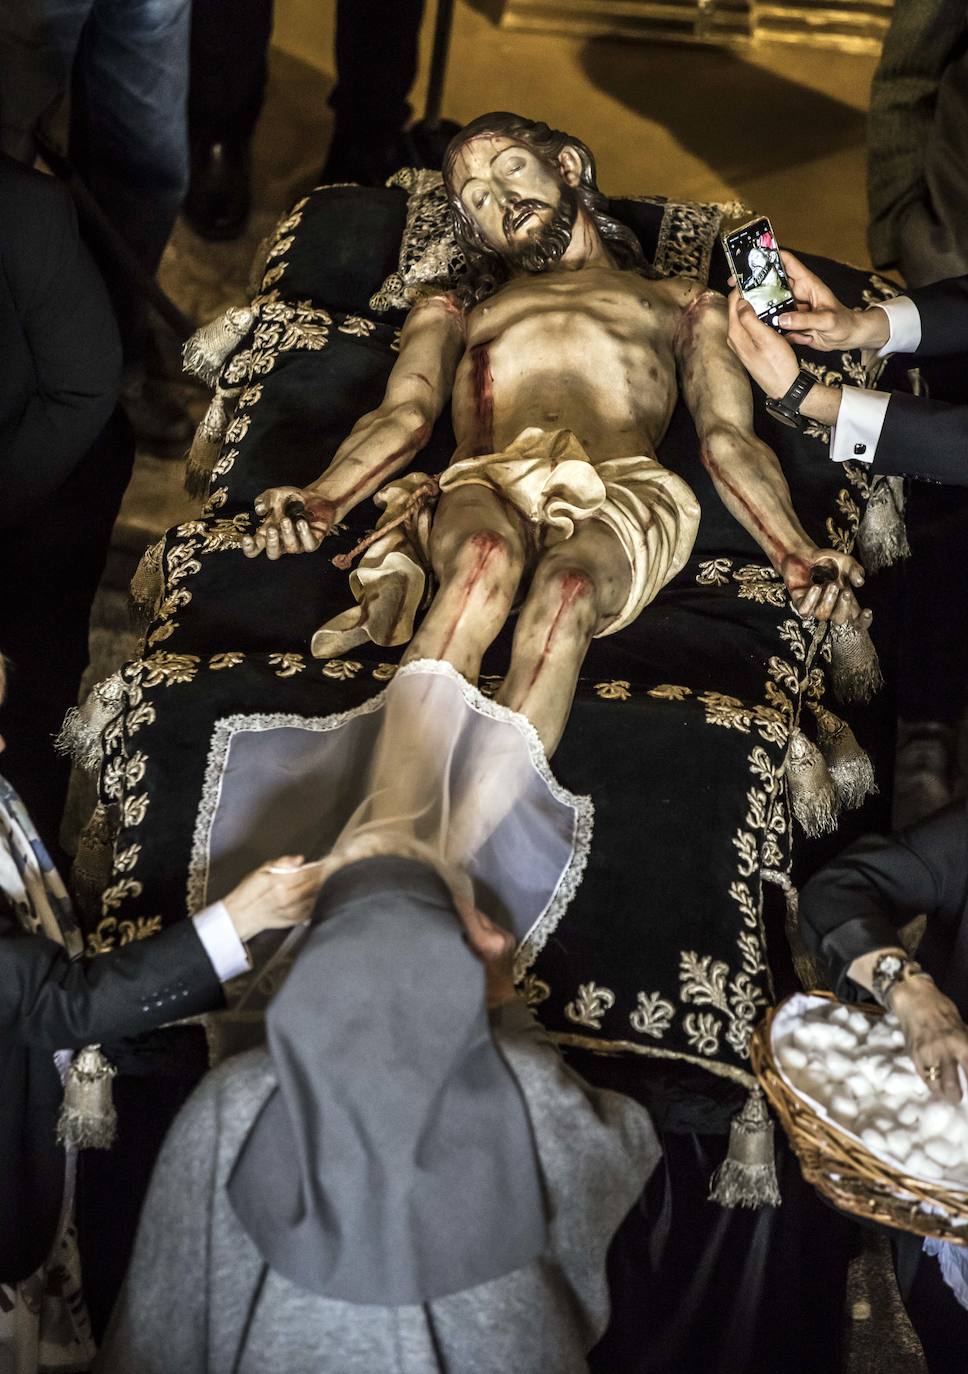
left=97, top=1005, right=659, bottom=1374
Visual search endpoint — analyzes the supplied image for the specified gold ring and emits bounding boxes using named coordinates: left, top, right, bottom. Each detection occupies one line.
left=924, top=1064, right=942, bottom=1083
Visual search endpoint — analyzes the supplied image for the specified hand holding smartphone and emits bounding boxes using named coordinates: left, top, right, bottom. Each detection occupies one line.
left=721, top=216, right=796, bottom=330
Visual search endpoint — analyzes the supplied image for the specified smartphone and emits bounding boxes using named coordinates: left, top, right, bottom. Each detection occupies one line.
left=721, top=215, right=796, bottom=330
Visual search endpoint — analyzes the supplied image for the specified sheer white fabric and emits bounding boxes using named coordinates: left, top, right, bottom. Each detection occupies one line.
left=190, top=661, right=593, bottom=971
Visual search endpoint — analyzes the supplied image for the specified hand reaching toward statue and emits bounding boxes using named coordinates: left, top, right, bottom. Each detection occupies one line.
left=780, top=549, right=870, bottom=625
left=241, top=487, right=339, bottom=559
left=222, top=856, right=326, bottom=940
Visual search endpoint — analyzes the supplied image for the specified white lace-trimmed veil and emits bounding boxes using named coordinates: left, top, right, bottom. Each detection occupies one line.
left=189, top=660, right=593, bottom=974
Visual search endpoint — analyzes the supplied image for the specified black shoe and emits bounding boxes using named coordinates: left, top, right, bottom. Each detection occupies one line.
left=183, top=139, right=251, bottom=241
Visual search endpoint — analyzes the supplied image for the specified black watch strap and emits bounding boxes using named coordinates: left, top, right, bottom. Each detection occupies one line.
left=765, top=368, right=816, bottom=429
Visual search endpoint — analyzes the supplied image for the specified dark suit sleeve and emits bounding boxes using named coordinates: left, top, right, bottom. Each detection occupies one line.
left=0, top=165, right=122, bottom=528
left=907, top=275, right=968, bottom=356
left=0, top=918, right=225, bottom=1050
left=873, top=390, right=968, bottom=484
left=798, top=800, right=968, bottom=1001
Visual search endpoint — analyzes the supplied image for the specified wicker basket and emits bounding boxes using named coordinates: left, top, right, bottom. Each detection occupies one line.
left=750, top=992, right=968, bottom=1244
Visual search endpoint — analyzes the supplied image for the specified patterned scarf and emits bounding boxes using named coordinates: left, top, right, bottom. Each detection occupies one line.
left=0, top=772, right=82, bottom=957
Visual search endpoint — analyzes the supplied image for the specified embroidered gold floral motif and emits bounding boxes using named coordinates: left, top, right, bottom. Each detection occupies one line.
left=371, top=663, right=398, bottom=681
left=261, top=262, right=287, bottom=289
left=698, top=691, right=752, bottom=731
left=595, top=679, right=631, bottom=701
left=680, top=951, right=730, bottom=1012
left=629, top=991, right=674, bottom=1038
left=100, top=876, right=143, bottom=913
left=696, top=558, right=732, bottom=585
left=266, top=233, right=294, bottom=261
left=140, top=652, right=200, bottom=687
left=121, top=792, right=150, bottom=828
left=564, top=981, right=616, bottom=1030
left=126, top=701, right=156, bottom=736
left=113, top=843, right=142, bottom=874
left=767, top=656, right=800, bottom=693
left=321, top=659, right=362, bottom=680
left=209, top=652, right=245, bottom=670
left=117, top=915, right=162, bottom=945
left=269, top=653, right=305, bottom=678
left=338, top=315, right=377, bottom=338
left=519, top=974, right=551, bottom=1007
left=733, top=569, right=787, bottom=607
left=778, top=618, right=807, bottom=662
left=684, top=1011, right=721, bottom=1056
left=147, top=621, right=176, bottom=646
left=647, top=683, right=692, bottom=700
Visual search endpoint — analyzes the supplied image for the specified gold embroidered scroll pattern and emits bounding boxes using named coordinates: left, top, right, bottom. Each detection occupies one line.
left=629, top=991, right=674, bottom=1039
left=564, top=981, right=616, bottom=1030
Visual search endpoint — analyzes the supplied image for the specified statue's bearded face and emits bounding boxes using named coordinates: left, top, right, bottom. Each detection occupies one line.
left=449, top=134, right=578, bottom=272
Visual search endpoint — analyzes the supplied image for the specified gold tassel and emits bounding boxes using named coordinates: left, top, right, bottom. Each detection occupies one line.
left=57, top=1045, right=117, bottom=1150
left=811, top=704, right=877, bottom=810
left=709, top=1086, right=781, bottom=1208
left=182, top=305, right=255, bottom=386
left=128, top=537, right=166, bottom=628
left=785, top=727, right=839, bottom=836
left=185, top=387, right=231, bottom=499
left=856, top=476, right=910, bottom=572
left=55, top=673, right=126, bottom=772
left=72, top=802, right=118, bottom=920
left=827, top=620, right=884, bottom=704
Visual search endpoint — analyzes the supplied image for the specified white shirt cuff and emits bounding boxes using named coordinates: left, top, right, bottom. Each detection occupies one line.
left=192, top=901, right=250, bottom=983
left=875, top=296, right=922, bottom=357
left=829, top=387, right=892, bottom=464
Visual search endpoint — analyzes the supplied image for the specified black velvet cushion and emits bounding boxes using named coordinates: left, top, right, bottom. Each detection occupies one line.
left=87, top=183, right=906, bottom=1106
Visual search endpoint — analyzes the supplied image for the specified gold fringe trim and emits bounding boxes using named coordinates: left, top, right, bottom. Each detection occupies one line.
left=55, top=673, right=126, bottom=772
left=185, top=387, right=232, bottom=499
left=182, top=305, right=255, bottom=387
left=785, top=727, right=839, bottom=836
left=129, top=537, right=166, bottom=628
left=810, top=704, right=877, bottom=810
left=709, top=1086, right=781, bottom=1208
left=856, top=476, right=910, bottom=572
left=57, top=1045, right=117, bottom=1150
left=827, top=620, right=884, bottom=704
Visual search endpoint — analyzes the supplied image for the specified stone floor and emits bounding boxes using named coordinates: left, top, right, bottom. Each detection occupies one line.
left=87, top=6, right=948, bottom=1369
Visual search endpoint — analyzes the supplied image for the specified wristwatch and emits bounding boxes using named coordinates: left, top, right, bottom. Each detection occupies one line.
left=764, top=368, right=817, bottom=430
left=871, top=952, right=931, bottom=1008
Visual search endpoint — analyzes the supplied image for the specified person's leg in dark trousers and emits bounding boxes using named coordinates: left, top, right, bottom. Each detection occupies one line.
left=322, top=0, right=426, bottom=184
left=0, top=409, right=134, bottom=866
left=69, top=0, right=193, bottom=452
left=0, top=0, right=93, bottom=161
left=70, top=0, right=190, bottom=279
left=183, top=0, right=273, bottom=239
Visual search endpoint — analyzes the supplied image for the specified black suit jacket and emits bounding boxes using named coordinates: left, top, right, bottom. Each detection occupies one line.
left=799, top=799, right=968, bottom=1012
left=0, top=155, right=121, bottom=530
left=0, top=903, right=225, bottom=1282
left=875, top=275, right=968, bottom=483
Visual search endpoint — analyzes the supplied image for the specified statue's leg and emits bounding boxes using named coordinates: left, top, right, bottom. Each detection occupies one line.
left=497, top=519, right=631, bottom=756
left=402, top=484, right=527, bottom=683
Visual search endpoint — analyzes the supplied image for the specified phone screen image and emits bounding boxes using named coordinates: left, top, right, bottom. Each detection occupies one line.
left=723, top=217, right=796, bottom=328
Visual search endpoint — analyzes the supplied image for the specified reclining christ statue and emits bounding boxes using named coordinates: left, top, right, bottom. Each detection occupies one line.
left=243, top=111, right=865, bottom=756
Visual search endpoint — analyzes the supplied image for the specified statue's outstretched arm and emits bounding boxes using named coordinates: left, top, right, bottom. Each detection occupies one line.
left=674, top=284, right=867, bottom=626
left=243, top=293, right=464, bottom=560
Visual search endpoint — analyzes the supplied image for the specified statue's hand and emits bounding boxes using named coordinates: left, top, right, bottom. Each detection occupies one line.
left=241, top=486, right=339, bottom=560
left=781, top=549, right=870, bottom=625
